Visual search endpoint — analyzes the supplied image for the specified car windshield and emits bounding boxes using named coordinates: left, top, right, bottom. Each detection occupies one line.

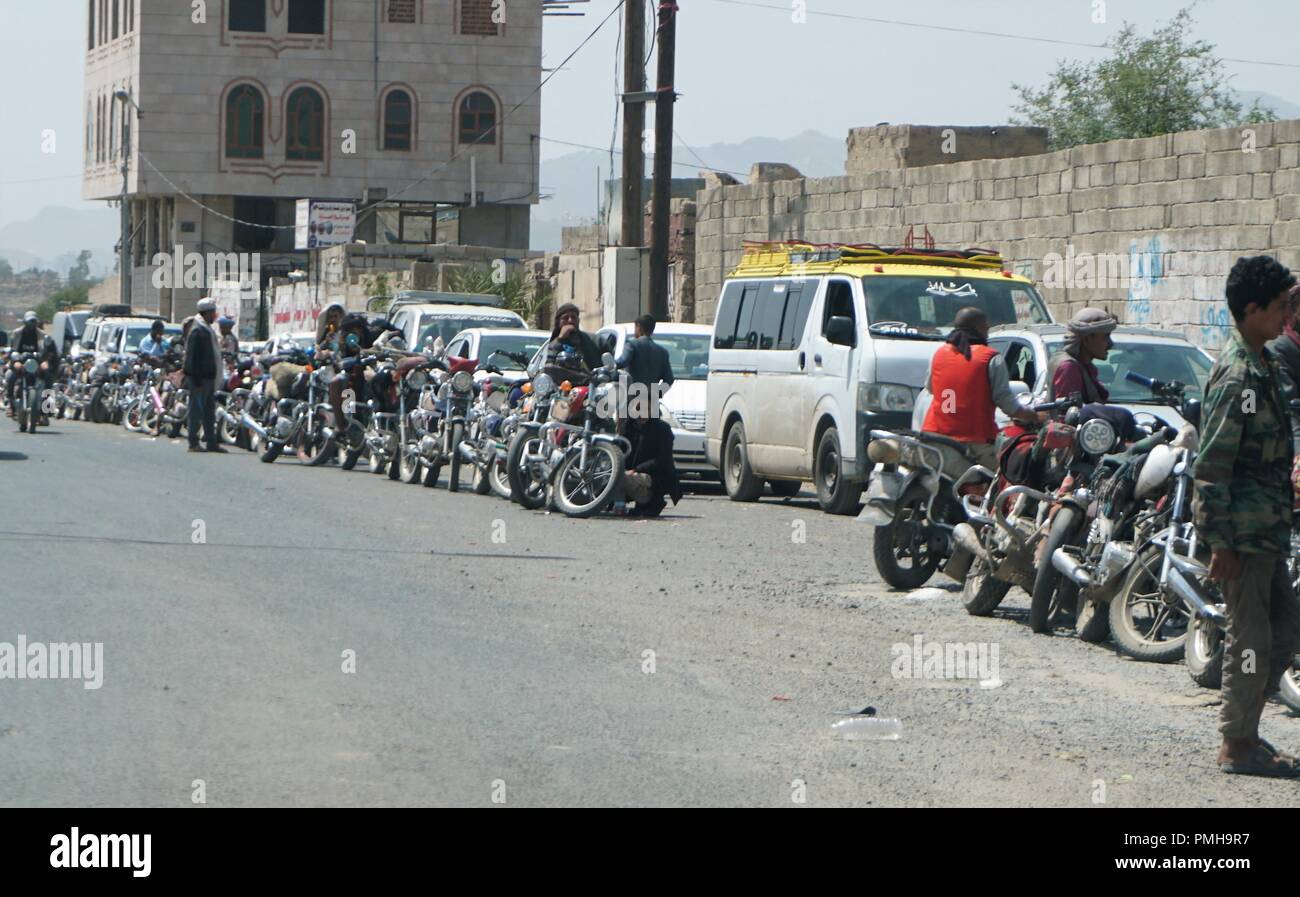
left=1044, top=339, right=1213, bottom=402
left=653, top=332, right=712, bottom=380
left=862, top=275, right=1051, bottom=340
left=123, top=325, right=180, bottom=351
left=419, top=315, right=523, bottom=347
left=478, top=333, right=548, bottom=370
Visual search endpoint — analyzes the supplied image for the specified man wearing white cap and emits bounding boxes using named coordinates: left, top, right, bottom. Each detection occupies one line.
left=7, top=311, right=58, bottom=421
left=183, top=298, right=225, bottom=452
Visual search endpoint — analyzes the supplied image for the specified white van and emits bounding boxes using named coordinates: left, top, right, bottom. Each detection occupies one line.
left=705, top=242, right=1053, bottom=514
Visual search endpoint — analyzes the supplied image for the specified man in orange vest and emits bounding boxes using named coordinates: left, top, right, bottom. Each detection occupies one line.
left=921, top=307, right=1041, bottom=468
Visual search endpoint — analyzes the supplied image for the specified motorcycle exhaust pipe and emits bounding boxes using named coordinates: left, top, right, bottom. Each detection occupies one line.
left=1167, top=562, right=1227, bottom=627
left=951, top=523, right=989, bottom=562
left=240, top=410, right=269, bottom=441
left=1051, top=547, right=1093, bottom=586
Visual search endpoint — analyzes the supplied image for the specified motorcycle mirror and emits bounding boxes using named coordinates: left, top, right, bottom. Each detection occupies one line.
left=601, top=351, right=615, bottom=368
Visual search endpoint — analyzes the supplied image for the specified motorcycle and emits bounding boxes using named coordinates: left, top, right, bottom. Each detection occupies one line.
left=87, top=355, right=128, bottom=425
left=421, top=355, right=479, bottom=491
left=861, top=429, right=998, bottom=590
left=249, top=361, right=336, bottom=465
left=9, top=352, right=47, bottom=433
left=463, top=368, right=517, bottom=497
left=954, top=394, right=1083, bottom=618
left=532, top=355, right=629, bottom=518
left=216, top=354, right=259, bottom=448
left=1045, top=372, right=1202, bottom=643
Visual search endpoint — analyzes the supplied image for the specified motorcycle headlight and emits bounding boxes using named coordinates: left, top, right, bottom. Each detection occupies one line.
left=451, top=371, right=473, bottom=393
left=1077, top=418, right=1118, bottom=455
left=858, top=382, right=916, bottom=413
left=23, top=359, right=37, bottom=375
left=407, top=369, right=429, bottom=390
left=532, top=373, right=554, bottom=398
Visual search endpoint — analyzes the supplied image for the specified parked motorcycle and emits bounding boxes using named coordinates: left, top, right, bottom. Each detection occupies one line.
left=533, top=355, right=628, bottom=518
left=861, top=429, right=998, bottom=589
left=1043, top=372, right=1202, bottom=642
left=248, top=361, right=336, bottom=465
left=421, top=355, right=479, bottom=491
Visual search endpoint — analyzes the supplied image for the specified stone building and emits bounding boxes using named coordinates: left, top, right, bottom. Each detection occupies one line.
left=83, top=0, right=542, bottom=319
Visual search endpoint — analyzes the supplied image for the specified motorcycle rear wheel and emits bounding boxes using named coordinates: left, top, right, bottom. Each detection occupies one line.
left=553, top=443, right=624, bottom=518
left=962, top=552, right=1011, bottom=616
left=260, top=439, right=283, bottom=463
left=1029, top=507, right=1079, bottom=634
left=1184, top=614, right=1224, bottom=689
left=506, top=431, right=547, bottom=510
left=872, top=486, right=941, bottom=590
left=341, top=446, right=362, bottom=470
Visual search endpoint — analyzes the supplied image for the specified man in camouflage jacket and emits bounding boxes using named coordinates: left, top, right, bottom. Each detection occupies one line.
left=1194, top=255, right=1300, bottom=777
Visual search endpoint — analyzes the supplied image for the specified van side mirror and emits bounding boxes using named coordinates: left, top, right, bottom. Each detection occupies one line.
left=825, top=316, right=855, bottom=347
left=601, top=351, right=616, bottom=369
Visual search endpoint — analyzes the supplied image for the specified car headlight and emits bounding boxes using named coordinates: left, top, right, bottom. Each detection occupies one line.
left=451, top=371, right=473, bottom=393
left=1077, top=418, right=1118, bottom=455
left=858, top=382, right=916, bottom=413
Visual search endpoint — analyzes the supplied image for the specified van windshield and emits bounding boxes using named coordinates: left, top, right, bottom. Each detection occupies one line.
left=862, top=275, right=1050, bottom=340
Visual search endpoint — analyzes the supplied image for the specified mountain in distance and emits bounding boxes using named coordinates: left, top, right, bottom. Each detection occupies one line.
left=0, top=205, right=117, bottom=277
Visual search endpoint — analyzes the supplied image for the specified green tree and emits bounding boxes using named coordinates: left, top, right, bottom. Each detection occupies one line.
left=446, top=265, right=552, bottom=327
left=34, top=283, right=92, bottom=323
left=67, top=250, right=93, bottom=288
left=1011, top=8, right=1275, bottom=150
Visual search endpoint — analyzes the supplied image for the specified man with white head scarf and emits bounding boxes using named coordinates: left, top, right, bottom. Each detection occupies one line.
left=184, top=297, right=225, bottom=452
left=1047, top=306, right=1118, bottom=403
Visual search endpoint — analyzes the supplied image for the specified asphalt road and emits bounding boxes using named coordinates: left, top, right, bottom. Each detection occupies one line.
left=3, top=417, right=1299, bottom=807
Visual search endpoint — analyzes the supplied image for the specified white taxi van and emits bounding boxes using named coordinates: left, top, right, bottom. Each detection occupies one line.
left=705, top=241, right=1053, bottom=514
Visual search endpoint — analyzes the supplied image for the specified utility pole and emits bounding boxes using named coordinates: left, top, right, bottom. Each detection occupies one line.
left=114, top=89, right=141, bottom=310
left=619, top=0, right=645, bottom=248
left=647, top=1, right=678, bottom=321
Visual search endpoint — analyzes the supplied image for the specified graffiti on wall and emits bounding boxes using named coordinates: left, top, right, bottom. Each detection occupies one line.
left=1124, top=235, right=1165, bottom=325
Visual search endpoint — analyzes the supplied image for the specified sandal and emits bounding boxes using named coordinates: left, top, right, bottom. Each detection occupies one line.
left=1221, top=744, right=1300, bottom=777
left=1258, top=739, right=1300, bottom=767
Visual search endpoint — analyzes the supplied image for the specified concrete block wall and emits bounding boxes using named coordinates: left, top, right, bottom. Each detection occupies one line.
left=696, top=120, right=1300, bottom=350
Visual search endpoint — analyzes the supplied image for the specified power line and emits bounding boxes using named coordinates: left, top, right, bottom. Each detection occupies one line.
left=707, top=0, right=1300, bottom=69
left=538, top=135, right=748, bottom=179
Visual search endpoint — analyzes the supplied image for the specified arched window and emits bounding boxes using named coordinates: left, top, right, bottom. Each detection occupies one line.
left=225, top=85, right=265, bottom=159
left=382, top=89, right=414, bottom=151
left=457, top=91, right=496, bottom=145
left=285, top=87, right=326, bottom=161
left=88, top=0, right=96, bottom=49
left=109, top=98, right=117, bottom=159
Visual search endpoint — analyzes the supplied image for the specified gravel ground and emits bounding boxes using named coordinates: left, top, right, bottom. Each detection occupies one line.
left=2, top=417, right=1298, bottom=806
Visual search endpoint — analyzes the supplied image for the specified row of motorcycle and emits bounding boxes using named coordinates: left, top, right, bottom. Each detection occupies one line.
left=864, top=370, right=1300, bottom=712
left=30, top=338, right=642, bottom=519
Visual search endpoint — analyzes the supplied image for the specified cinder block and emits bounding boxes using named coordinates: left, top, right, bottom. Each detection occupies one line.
left=1139, top=156, right=1178, bottom=182
left=1178, top=154, right=1207, bottom=180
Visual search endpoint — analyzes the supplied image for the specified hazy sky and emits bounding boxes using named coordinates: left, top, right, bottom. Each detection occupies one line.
left=1, top=0, right=1297, bottom=228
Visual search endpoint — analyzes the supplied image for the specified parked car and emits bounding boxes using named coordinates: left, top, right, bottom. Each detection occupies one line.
left=443, top=328, right=549, bottom=382
left=385, top=291, right=527, bottom=353
left=595, top=321, right=716, bottom=480
left=705, top=242, right=1054, bottom=514
left=89, top=315, right=169, bottom=367
left=910, top=324, right=1213, bottom=432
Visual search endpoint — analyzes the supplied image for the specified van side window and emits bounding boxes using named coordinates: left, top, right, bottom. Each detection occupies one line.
left=752, top=281, right=791, bottom=350
left=778, top=283, right=814, bottom=350
left=713, top=282, right=760, bottom=349
left=822, top=280, right=856, bottom=340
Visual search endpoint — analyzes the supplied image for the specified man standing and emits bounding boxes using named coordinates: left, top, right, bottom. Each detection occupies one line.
left=184, top=298, right=225, bottom=453
left=921, top=307, right=1040, bottom=469
left=617, top=314, right=682, bottom=516
left=1047, top=307, right=1118, bottom=402
left=217, top=315, right=240, bottom=357
left=1195, top=255, right=1300, bottom=778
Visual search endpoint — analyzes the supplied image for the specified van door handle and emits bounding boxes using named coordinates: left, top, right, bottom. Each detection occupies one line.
left=798, top=352, right=806, bottom=369
left=813, top=353, right=823, bottom=365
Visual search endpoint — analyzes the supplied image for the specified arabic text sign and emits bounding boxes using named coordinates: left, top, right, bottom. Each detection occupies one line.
left=295, top=200, right=356, bottom=250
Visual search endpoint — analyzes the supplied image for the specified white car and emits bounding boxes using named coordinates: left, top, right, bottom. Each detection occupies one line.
left=596, top=322, right=716, bottom=479
left=443, top=328, right=549, bottom=382
left=385, top=294, right=527, bottom=354
left=911, top=324, right=1213, bottom=432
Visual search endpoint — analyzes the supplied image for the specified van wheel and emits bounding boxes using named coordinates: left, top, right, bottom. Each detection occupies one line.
left=722, top=421, right=763, bottom=502
left=814, top=427, right=862, bottom=515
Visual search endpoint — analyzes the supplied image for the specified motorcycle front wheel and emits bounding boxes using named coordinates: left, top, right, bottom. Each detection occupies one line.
left=399, top=443, right=422, bottom=484
left=488, top=450, right=513, bottom=500
left=872, top=486, right=941, bottom=590
left=1029, top=507, right=1080, bottom=634
left=553, top=442, right=624, bottom=518
left=1109, top=543, right=1190, bottom=663
left=447, top=422, right=465, bottom=493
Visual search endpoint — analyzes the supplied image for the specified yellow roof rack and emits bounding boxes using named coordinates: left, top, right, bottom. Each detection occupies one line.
left=733, top=241, right=1009, bottom=277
